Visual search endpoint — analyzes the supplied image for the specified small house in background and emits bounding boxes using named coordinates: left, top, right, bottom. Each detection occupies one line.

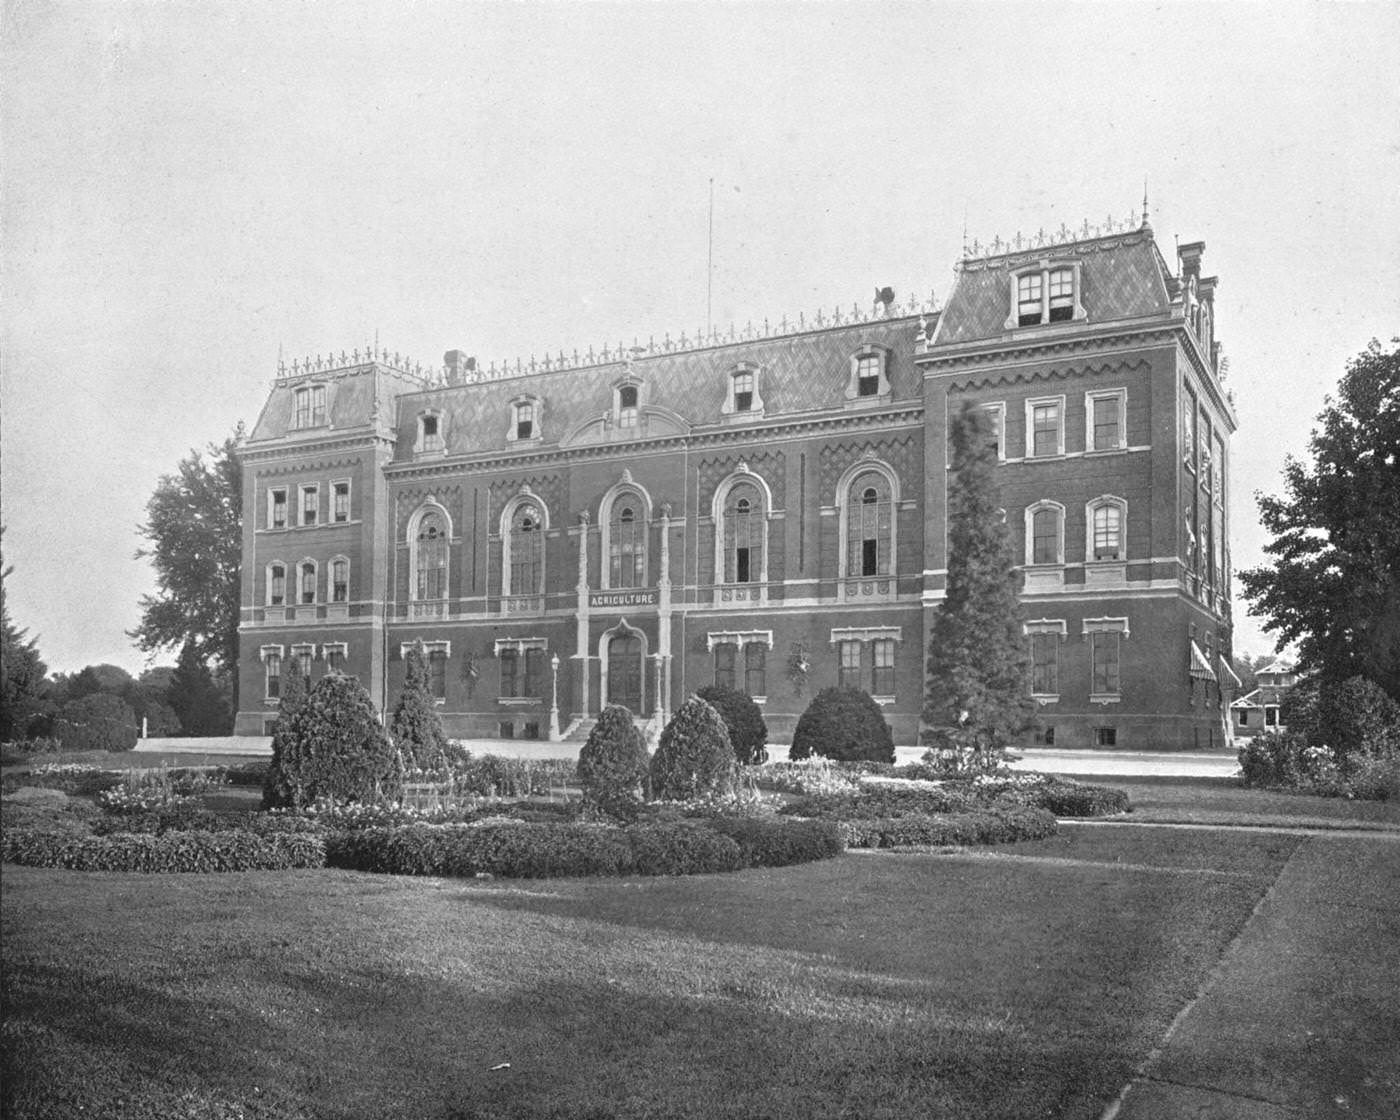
left=1230, top=659, right=1297, bottom=738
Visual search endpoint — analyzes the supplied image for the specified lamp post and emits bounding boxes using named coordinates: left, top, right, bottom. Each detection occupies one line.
left=549, top=653, right=561, bottom=741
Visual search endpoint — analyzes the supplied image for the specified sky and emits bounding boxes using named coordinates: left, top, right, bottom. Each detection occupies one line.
left=3, top=0, right=1398, bottom=676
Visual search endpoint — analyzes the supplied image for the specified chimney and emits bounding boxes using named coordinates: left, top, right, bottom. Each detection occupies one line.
left=444, top=349, right=476, bottom=386
left=1177, top=241, right=1205, bottom=281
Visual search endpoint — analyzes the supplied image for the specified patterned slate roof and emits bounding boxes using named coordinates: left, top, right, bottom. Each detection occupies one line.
left=389, top=314, right=928, bottom=459
left=935, top=228, right=1174, bottom=346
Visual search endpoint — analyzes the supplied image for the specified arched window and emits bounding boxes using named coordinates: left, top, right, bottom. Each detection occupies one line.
left=847, top=473, right=893, bottom=577
left=724, top=482, right=764, bottom=583
left=330, top=557, right=350, bottom=603
left=415, top=511, right=448, bottom=600
left=617, top=384, right=639, bottom=429
left=1091, top=503, right=1122, bottom=561
left=299, top=560, right=318, bottom=604
left=610, top=500, right=645, bottom=588
left=733, top=371, right=754, bottom=411
left=508, top=503, right=544, bottom=595
left=1025, top=502, right=1064, bottom=567
left=267, top=563, right=286, bottom=607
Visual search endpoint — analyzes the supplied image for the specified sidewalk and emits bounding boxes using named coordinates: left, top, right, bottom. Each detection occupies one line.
left=1108, top=834, right=1400, bottom=1119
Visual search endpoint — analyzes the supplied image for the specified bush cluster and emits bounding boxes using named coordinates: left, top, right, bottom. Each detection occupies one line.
left=650, top=696, right=737, bottom=800
left=965, top=776, right=1131, bottom=817
left=576, top=705, right=651, bottom=818
left=221, top=761, right=270, bottom=788
left=779, top=784, right=975, bottom=820
left=1, top=828, right=325, bottom=872
left=53, top=694, right=139, bottom=753
left=694, top=686, right=769, bottom=765
left=0, top=737, right=63, bottom=755
left=789, top=687, right=895, bottom=763
left=840, top=807, right=1058, bottom=848
left=324, top=816, right=844, bottom=879
left=1239, top=730, right=1400, bottom=800
left=449, top=752, right=576, bottom=797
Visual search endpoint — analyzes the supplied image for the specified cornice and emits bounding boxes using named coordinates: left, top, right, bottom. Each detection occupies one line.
left=918, top=319, right=1177, bottom=373
left=238, top=430, right=395, bottom=465
left=382, top=405, right=925, bottom=480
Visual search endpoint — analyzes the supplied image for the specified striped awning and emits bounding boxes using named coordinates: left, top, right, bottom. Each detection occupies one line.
left=1188, top=641, right=1217, bottom=681
left=1218, top=658, right=1243, bottom=689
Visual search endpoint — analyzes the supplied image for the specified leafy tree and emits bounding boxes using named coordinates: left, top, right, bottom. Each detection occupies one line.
left=1, top=530, right=48, bottom=740
left=54, top=693, right=138, bottom=752
left=922, top=402, right=1035, bottom=773
left=650, top=696, right=737, bottom=800
left=166, top=641, right=232, bottom=736
left=391, top=644, right=450, bottom=771
left=576, top=704, right=651, bottom=818
left=131, top=428, right=244, bottom=709
left=695, top=685, right=769, bottom=764
left=789, top=686, right=895, bottom=763
left=1239, top=338, right=1400, bottom=704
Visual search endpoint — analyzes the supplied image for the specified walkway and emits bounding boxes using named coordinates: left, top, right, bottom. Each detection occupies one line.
left=1104, top=833, right=1400, bottom=1119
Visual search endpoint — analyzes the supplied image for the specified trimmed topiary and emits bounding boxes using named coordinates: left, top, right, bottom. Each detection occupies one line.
left=391, top=645, right=450, bottom=772
left=695, top=685, right=769, bottom=764
left=273, top=672, right=403, bottom=808
left=53, top=693, right=139, bottom=753
left=576, top=704, right=651, bottom=818
left=262, top=663, right=308, bottom=809
left=789, top=686, right=895, bottom=763
left=650, top=696, right=738, bottom=800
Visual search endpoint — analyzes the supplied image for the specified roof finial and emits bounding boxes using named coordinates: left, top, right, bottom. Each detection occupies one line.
left=961, top=206, right=968, bottom=258
left=1141, top=179, right=1151, bottom=230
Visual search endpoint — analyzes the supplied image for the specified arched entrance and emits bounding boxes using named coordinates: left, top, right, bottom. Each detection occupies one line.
left=606, top=633, right=644, bottom=712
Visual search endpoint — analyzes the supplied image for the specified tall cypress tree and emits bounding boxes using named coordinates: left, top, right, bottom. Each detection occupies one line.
left=390, top=644, right=450, bottom=772
left=262, top=662, right=308, bottom=808
left=923, top=402, right=1035, bottom=773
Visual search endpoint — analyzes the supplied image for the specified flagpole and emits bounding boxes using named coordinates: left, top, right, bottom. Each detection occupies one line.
left=707, top=177, right=714, bottom=335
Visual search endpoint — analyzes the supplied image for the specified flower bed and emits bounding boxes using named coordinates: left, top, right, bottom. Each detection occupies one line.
left=840, top=806, right=1059, bottom=848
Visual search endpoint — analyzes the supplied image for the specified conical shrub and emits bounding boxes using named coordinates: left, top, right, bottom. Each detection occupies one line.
left=650, top=695, right=737, bottom=800
left=576, top=704, right=651, bottom=818
left=391, top=644, right=450, bottom=772
left=262, top=665, right=308, bottom=809
left=271, top=672, right=403, bottom=808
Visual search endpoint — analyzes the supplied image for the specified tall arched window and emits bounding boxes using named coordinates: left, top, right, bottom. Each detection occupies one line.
left=1092, top=503, right=1122, bottom=561
left=847, top=473, right=893, bottom=577
left=508, top=503, right=544, bottom=595
left=610, top=500, right=645, bottom=588
left=724, top=482, right=764, bottom=583
left=415, top=511, right=448, bottom=600
left=1026, top=502, right=1065, bottom=566
left=330, top=557, right=350, bottom=602
left=299, top=560, right=318, bottom=604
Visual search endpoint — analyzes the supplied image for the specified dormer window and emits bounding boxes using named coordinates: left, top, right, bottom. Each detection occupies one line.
left=618, top=384, right=639, bottom=428
left=722, top=363, right=765, bottom=418
left=734, top=372, right=754, bottom=411
left=506, top=396, right=544, bottom=443
left=416, top=411, right=445, bottom=455
left=293, top=385, right=327, bottom=429
left=845, top=347, right=891, bottom=402
left=1007, top=262, right=1085, bottom=329
left=516, top=403, right=534, bottom=439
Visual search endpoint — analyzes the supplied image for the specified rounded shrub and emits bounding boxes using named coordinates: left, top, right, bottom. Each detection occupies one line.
left=262, top=665, right=308, bottom=809
left=270, top=672, right=403, bottom=808
left=789, top=686, right=895, bottom=763
left=53, top=694, right=138, bottom=753
left=695, top=685, right=769, bottom=764
left=577, top=704, right=651, bottom=818
left=650, top=696, right=737, bottom=800
left=391, top=645, right=451, bottom=772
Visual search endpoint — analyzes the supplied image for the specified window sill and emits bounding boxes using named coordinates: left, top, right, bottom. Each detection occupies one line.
left=1032, top=694, right=1060, bottom=705
left=1089, top=693, right=1122, bottom=705
left=871, top=695, right=896, bottom=706
left=1083, top=447, right=1128, bottom=457
left=499, top=696, right=542, bottom=707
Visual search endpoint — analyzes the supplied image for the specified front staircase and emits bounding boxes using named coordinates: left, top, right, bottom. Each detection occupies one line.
left=561, top=713, right=664, bottom=748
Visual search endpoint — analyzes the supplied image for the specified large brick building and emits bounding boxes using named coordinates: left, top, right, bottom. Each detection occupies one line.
left=235, top=211, right=1239, bottom=749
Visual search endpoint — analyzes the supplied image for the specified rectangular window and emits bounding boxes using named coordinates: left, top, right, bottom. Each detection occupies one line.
left=856, top=355, right=881, bottom=397
left=291, top=649, right=313, bottom=691
left=714, top=643, right=737, bottom=691
left=1265, top=707, right=1279, bottom=727
left=1017, top=274, right=1043, bottom=326
left=524, top=647, right=546, bottom=698
left=1034, top=726, right=1055, bottom=746
left=1047, top=269, right=1074, bottom=322
left=1237, top=709, right=1248, bottom=726
left=269, top=565, right=285, bottom=607
left=745, top=644, right=766, bottom=697
left=270, top=488, right=287, bottom=529
left=1092, top=395, right=1122, bottom=451
left=301, top=484, right=318, bottom=526
left=1183, top=387, right=1197, bottom=468
left=499, top=721, right=515, bottom=739
left=429, top=650, right=447, bottom=700
left=1091, top=631, right=1121, bottom=695
left=735, top=547, right=751, bottom=584
left=1031, top=401, right=1061, bottom=457
left=326, top=647, right=346, bottom=674
left=265, top=655, right=281, bottom=699
left=516, top=403, right=534, bottom=440
left=983, top=404, right=1004, bottom=459
left=838, top=640, right=862, bottom=689
left=1032, top=508, right=1059, bottom=565
left=871, top=638, right=895, bottom=696
left=500, top=648, right=520, bottom=698
left=421, top=415, right=443, bottom=452
left=1030, top=633, right=1058, bottom=695
left=1093, top=505, right=1122, bottom=561
left=331, top=559, right=348, bottom=603
left=299, top=562, right=316, bottom=604
left=333, top=481, right=349, bottom=522
left=1094, top=727, right=1117, bottom=747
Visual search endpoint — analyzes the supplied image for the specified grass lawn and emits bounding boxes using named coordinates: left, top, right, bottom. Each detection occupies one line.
left=2, top=827, right=1301, bottom=1120
left=1066, top=775, right=1400, bottom=831
left=1, top=749, right=264, bottom=772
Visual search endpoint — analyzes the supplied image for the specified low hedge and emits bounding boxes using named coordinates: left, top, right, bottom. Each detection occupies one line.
left=955, top=778, right=1130, bottom=817
left=325, top=817, right=846, bottom=879
left=779, top=784, right=977, bottom=820
left=89, top=806, right=225, bottom=835
left=1, top=828, right=325, bottom=872
left=840, top=807, right=1058, bottom=849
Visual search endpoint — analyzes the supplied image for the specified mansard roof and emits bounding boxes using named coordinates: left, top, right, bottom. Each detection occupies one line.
left=935, top=225, right=1175, bottom=347
left=389, top=313, right=929, bottom=459
left=245, top=359, right=426, bottom=447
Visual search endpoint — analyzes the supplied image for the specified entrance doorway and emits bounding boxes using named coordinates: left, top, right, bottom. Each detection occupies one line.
left=607, top=633, right=643, bottom=712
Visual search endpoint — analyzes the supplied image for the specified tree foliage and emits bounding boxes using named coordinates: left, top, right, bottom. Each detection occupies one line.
left=922, top=402, right=1035, bottom=772
left=650, top=696, right=737, bottom=800
left=391, top=645, right=450, bottom=771
left=1239, top=339, right=1400, bottom=703
left=695, top=685, right=769, bottom=764
left=789, top=686, right=895, bottom=763
left=167, top=641, right=232, bottom=736
left=131, top=429, right=244, bottom=705
left=576, top=704, right=651, bottom=817
left=262, top=664, right=310, bottom=809
left=1, top=529, right=48, bottom=740
left=54, top=692, right=138, bottom=752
